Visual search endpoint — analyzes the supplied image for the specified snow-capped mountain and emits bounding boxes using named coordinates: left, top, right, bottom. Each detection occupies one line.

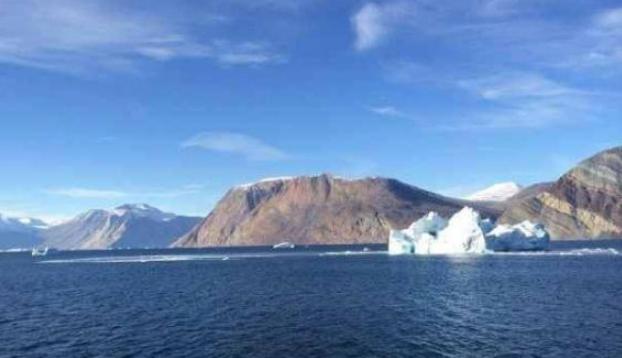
left=0, top=213, right=49, bottom=250
left=466, top=182, right=523, bottom=202
left=41, top=204, right=201, bottom=250
left=0, top=214, right=48, bottom=232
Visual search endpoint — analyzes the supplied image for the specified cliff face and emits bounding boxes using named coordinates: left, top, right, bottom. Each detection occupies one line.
left=174, top=174, right=501, bottom=247
left=500, top=147, right=622, bottom=239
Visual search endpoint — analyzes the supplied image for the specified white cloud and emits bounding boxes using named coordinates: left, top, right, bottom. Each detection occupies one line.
left=369, top=106, right=406, bottom=118
left=433, top=72, right=611, bottom=130
left=478, top=0, right=519, bottom=17
left=210, top=41, right=286, bottom=65
left=45, top=185, right=204, bottom=199
left=594, top=7, right=622, bottom=30
left=182, top=132, right=289, bottom=161
left=351, top=2, right=414, bottom=51
left=45, top=188, right=129, bottom=199
left=458, top=73, right=577, bottom=100
left=352, top=3, right=386, bottom=51
left=382, top=60, right=434, bottom=84
left=0, top=0, right=283, bottom=74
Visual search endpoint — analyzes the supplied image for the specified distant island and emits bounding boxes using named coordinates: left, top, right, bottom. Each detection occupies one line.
left=1, top=146, right=621, bottom=250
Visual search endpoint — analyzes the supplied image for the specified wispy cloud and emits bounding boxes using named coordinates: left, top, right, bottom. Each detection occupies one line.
left=351, top=2, right=415, bottom=51
left=182, top=132, right=289, bottom=161
left=45, top=185, right=204, bottom=199
left=361, top=2, right=622, bottom=131
left=594, top=7, right=622, bottom=30
left=442, top=72, right=600, bottom=130
left=0, top=0, right=284, bottom=74
left=369, top=106, right=409, bottom=119
left=45, top=188, right=129, bottom=199
left=457, top=73, right=578, bottom=100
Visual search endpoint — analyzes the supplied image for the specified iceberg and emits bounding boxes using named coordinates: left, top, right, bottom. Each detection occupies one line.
left=485, top=221, right=549, bottom=252
left=272, top=241, right=296, bottom=249
left=388, top=207, right=550, bottom=255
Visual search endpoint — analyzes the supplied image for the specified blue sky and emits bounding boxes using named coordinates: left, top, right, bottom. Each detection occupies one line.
left=0, top=0, right=621, bottom=221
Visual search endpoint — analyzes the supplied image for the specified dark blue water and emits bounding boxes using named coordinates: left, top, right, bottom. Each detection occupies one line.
left=2, top=241, right=622, bottom=357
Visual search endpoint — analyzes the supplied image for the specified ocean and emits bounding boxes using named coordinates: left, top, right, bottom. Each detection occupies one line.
left=1, top=241, right=622, bottom=357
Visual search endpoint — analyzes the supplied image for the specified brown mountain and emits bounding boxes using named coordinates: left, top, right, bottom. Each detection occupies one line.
left=174, top=174, right=501, bottom=247
left=500, top=146, right=622, bottom=239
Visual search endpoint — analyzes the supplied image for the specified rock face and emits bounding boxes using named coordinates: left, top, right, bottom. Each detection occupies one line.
left=41, top=204, right=201, bottom=250
left=505, top=182, right=553, bottom=204
left=500, top=146, right=622, bottom=239
left=174, top=174, right=501, bottom=247
left=0, top=214, right=48, bottom=250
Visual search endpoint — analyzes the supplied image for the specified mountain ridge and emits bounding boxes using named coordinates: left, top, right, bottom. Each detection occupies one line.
left=500, top=146, right=622, bottom=239
left=40, top=204, right=201, bottom=250
left=174, top=174, right=502, bottom=248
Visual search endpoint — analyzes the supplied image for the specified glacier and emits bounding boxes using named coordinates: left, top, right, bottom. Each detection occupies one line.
left=388, top=207, right=549, bottom=255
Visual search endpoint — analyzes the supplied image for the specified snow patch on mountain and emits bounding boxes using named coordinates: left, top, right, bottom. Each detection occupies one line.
left=0, top=213, right=48, bottom=232
left=466, top=182, right=522, bottom=202
left=237, top=177, right=295, bottom=190
left=112, top=203, right=176, bottom=221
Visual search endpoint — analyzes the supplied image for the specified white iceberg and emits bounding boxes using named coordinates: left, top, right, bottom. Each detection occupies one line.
left=272, top=241, right=296, bottom=249
left=388, top=207, right=549, bottom=255
left=389, top=212, right=448, bottom=255
left=485, top=221, right=549, bottom=252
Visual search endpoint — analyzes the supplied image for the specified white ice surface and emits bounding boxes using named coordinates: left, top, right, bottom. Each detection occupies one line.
left=389, top=207, right=550, bottom=255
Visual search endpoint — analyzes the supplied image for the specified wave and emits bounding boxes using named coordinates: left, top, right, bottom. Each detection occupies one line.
left=490, top=248, right=620, bottom=256
left=38, top=247, right=620, bottom=264
left=40, top=251, right=320, bottom=264
left=319, top=250, right=383, bottom=256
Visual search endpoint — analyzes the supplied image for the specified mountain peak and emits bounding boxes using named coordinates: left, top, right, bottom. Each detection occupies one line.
left=112, top=203, right=175, bottom=221
left=466, top=182, right=523, bottom=202
left=114, top=203, right=159, bottom=213
left=41, top=204, right=202, bottom=250
left=0, top=213, right=49, bottom=232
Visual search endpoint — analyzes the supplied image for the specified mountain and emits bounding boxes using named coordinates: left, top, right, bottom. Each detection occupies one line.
left=505, top=182, right=553, bottom=203
left=0, top=214, right=48, bottom=250
left=467, top=182, right=523, bottom=202
left=500, top=146, right=622, bottom=239
left=174, top=174, right=502, bottom=248
left=41, top=204, right=201, bottom=250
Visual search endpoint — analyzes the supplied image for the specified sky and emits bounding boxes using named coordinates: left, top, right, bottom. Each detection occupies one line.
left=0, top=0, right=621, bottom=222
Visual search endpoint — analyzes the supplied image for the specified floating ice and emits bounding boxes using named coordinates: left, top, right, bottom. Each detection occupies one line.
left=486, top=221, right=549, bottom=252
left=389, top=207, right=550, bottom=255
left=272, top=242, right=296, bottom=249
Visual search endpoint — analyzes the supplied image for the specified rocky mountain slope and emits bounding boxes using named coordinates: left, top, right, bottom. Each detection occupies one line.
left=505, top=182, right=553, bottom=204
left=174, top=174, right=502, bottom=247
left=0, top=214, right=48, bottom=250
left=41, top=204, right=201, bottom=250
left=500, top=146, right=622, bottom=239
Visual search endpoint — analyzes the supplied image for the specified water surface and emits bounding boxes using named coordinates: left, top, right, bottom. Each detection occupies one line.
left=1, top=241, right=621, bottom=357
